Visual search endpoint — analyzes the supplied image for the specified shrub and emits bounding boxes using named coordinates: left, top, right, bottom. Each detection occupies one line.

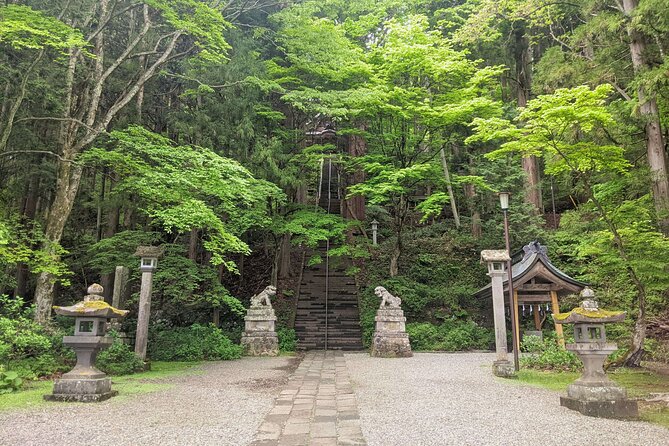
left=277, top=328, right=297, bottom=352
left=407, top=321, right=494, bottom=351
left=0, top=370, right=22, bottom=394
left=96, top=334, right=144, bottom=375
left=149, top=324, right=242, bottom=361
left=520, top=335, right=581, bottom=371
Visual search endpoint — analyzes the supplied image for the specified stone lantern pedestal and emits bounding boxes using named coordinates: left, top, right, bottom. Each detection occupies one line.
left=370, top=287, right=412, bottom=358
left=554, top=288, right=638, bottom=419
left=46, top=284, right=128, bottom=402
left=241, top=286, right=279, bottom=356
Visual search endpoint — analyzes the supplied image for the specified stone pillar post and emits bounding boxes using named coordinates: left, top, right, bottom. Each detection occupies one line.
left=481, top=250, right=515, bottom=377
left=111, top=266, right=129, bottom=309
left=133, top=246, right=163, bottom=361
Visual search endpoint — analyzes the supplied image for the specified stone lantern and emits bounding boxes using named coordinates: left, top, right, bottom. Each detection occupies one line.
left=553, top=287, right=638, bottom=418
left=46, top=284, right=128, bottom=402
left=371, top=220, right=379, bottom=245
left=134, top=245, right=164, bottom=361
left=480, top=250, right=515, bottom=377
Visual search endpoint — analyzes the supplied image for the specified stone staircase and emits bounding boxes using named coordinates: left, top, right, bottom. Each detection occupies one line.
left=293, top=159, right=363, bottom=350
left=295, top=248, right=364, bottom=350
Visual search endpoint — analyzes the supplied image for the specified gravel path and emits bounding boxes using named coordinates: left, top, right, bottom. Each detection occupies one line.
left=0, top=357, right=298, bottom=446
left=345, top=352, right=669, bottom=446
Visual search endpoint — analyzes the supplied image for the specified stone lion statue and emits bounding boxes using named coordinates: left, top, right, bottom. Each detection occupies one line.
left=250, top=285, right=277, bottom=308
left=375, top=286, right=401, bottom=309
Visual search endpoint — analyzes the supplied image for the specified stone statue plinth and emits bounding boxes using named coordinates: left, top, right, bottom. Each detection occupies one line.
left=554, top=288, right=638, bottom=419
left=370, top=287, right=412, bottom=358
left=46, top=284, right=128, bottom=402
left=240, top=286, right=279, bottom=356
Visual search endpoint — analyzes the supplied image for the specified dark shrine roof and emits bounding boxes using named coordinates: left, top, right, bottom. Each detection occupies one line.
left=475, top=241, right=588, bottom=299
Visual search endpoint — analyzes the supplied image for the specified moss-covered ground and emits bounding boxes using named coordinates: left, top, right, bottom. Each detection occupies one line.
left=516, top=367, right=669, bottom=428
left=0, top=361, right=201, bottom=412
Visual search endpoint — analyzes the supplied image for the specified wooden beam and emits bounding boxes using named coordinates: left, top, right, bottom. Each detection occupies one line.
left=513, top=290, right=521, bottom=354
left=550, top=290, right=565, bottom=348
left=533, top=304, right=541, bottom=330
left=516, top=283, right=558, bottom=291
left=516, top=295, right=551, bottom=303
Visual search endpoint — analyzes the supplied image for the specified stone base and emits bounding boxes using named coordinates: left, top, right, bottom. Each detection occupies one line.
left=45, top=390, right=118, bottom=403
left=241, top=332, right=279, bottom=356
left=370, top=332, right=412, bottom=358
left=567, top=380, right=627, bottom=402
left=492, top=360, right=516, bottom=378
left=46, top=376, right=116, bottom=403
left=560, top=396, right=639, bottom=419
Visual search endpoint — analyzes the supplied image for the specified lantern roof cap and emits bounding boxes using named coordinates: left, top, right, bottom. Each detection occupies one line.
left=553, top=289, right=625, bottom=324
left=134, top=245, right=164, bottom=258
left=480, top=250, right=510, bottom=263
left=53, top=284, right=128, bottom=318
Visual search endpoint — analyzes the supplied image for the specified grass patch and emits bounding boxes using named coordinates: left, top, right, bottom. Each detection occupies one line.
left=516, top=367, right=669, bottom=428
left=515, top=369, right=579, bottom=391
left=0, top=361, right=201, bottom=412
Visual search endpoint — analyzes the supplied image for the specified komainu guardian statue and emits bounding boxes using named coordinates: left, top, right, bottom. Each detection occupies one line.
left=375, top=286, right=401, bottom=308
left=370, top=286, right=412, bottom=358
left=251, top=285, right=276, bottom=308
left=241, top=285, right=279, bottom=356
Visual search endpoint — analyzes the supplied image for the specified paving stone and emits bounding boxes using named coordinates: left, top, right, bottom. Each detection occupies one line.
left=250, top=351, right=366, bottom=445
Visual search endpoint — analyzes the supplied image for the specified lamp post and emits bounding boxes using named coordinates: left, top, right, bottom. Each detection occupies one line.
left=371, top=219, right=379, bottom=245
left=499, top=192, right=519, bottom=371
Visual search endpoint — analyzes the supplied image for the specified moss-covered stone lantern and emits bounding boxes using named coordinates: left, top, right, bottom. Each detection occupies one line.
left=552, top=287, right=638, bottom=418
left=45, top=284, right=128, bottom=402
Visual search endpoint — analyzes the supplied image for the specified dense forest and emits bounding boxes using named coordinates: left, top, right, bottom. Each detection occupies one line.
left=2, top=0, right=669, bottom=380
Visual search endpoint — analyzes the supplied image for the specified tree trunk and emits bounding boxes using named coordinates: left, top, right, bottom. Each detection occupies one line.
left=440, top=147, right=460, bottom=228
left=34, top=159, right=84, bottom=322
left=514, top=27, right=543, bottom=214
left=346, top=125, right=366, bottom=220
left=14, top=173, right=40, bottom=298
left=188, top=228, right=198, bottom=261
left=278, top=233, right=291, bottom=279
left=622, top=0, right=669, bottom=234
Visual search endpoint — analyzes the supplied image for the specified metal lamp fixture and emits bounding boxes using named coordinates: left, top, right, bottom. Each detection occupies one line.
left=498, top=191, right=510, bottom=210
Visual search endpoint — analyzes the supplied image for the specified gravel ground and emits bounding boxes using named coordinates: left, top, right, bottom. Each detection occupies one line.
left=345, top=352, right=669, bottom=446
left=0, top=356, right=298, bottom=446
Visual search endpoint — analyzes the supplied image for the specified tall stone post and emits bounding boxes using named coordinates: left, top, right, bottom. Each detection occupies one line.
left=111, top=266, right=129, bottom=309
left=133, top=246, right=163, bottom=361
left=481, top=250, right=515, bottom=377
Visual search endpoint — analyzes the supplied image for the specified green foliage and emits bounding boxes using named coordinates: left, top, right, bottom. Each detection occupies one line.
left=84, top=126, right=284, bottom=271
left=0, top=370, right=22, bottom=394
left=406, top=321, right=494, bottom=351
left=0, top=216, right=71, bottom=289
left=549, top=192, right=669, bottom=315
left=0, top=5, right=88, bottom=52
left=277, top=328, right=297, bottom=352
left=96, top=333, right=144, bottom=376
left=470, top=85, right=629, bottom=176
left=144, top=0, right=231, bottom=63
left=520, top=335, right=581, bottom=371
left=148, top=324, right=242, bottom=361
left=0, top=296, right=52, bottom=362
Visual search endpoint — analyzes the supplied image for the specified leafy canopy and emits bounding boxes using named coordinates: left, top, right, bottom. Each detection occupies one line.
left=83, top=126, right=284, bottom=271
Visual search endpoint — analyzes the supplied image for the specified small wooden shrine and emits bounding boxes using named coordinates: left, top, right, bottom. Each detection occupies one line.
left=475, top=241, right=587, bottom=348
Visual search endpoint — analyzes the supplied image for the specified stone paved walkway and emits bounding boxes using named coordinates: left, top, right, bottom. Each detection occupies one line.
left=251, top=351, right=366, bottom=446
